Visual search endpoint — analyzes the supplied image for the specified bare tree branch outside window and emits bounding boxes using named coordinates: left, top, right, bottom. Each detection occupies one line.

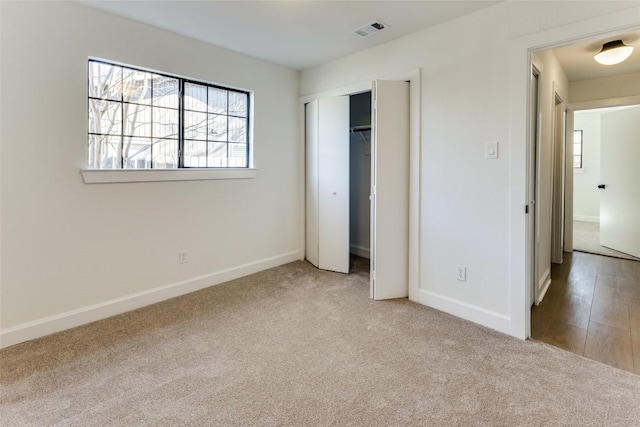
left=88, top=60, right=249, bottom=169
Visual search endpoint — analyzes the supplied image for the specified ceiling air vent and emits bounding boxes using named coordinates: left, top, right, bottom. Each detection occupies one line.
left=353, top=21, right=388, bottom=38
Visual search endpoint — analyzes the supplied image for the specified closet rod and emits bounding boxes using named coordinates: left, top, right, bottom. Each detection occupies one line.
left=349, top=125, right=371, bottom=133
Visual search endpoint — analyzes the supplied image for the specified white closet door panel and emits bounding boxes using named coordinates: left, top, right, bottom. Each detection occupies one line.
left=371, top=80, right=410, bottom=299
left=305, top=100, right=319, bottom=267
left=318, top=97, right=350, bottom=273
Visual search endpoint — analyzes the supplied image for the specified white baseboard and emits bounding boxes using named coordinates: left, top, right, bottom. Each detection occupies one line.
left=418, top=289, right=511, bottom=336
left=573, top=215, right=599, bottom=223
left=349, top=244, right=370, bottom=259
left=536, top=269, right=552, bottom=304
left=0, top=251, right=301, bottom=349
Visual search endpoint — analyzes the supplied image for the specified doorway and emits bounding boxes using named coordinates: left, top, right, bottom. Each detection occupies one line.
left=349, top=91, right=372, bottom=261
left=526, top=31, right=640, bottom=372
left=572, top=105, right=640, bottom=261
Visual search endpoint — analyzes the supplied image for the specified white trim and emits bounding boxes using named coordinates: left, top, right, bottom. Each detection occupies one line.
left=536, top=268, right=551, bottom=306
left=0, top=251, right=300, bottom=349
left=81, top=168, right=257, bottom=184
left=419, top=290, right=511, bottom=336
left=349, top=244, right=371, bottom=259
left=574, top=215, right=599, bottom=223
left=569, top=95, right=640, bottom=112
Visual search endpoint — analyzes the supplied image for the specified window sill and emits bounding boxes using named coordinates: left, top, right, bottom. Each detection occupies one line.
left=81, top=168, right=257, bottom=184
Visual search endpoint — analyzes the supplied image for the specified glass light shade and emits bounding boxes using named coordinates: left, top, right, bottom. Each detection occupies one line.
left=594, top=40, right=634, bottom=65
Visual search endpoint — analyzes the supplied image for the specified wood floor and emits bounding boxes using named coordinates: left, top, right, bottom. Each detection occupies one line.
left=531, top=251, right=640, bottom=375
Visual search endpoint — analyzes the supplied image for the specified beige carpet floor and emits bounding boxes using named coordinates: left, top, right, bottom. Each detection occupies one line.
left=2, top=258, right=640, bottom=426
left=573, top=220, right=640, bottom=261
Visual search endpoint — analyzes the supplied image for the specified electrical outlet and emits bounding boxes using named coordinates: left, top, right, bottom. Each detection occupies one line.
left=179, top=251, right=188, bottom=264
left=456, top=265, right=466, bottom=282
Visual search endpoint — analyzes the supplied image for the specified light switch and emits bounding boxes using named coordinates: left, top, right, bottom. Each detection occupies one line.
left=486, top=141, right=498, bottom=159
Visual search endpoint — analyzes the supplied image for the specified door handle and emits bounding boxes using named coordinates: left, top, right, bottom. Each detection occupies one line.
left=597, top=184, right=606, bottom=189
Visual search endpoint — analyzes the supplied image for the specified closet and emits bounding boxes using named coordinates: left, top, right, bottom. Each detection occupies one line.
left=305, top=80, right=410, bottom=299
left=349, top=92, right=372, bottom=261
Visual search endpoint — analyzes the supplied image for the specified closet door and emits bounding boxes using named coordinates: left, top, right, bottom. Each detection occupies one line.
left=317, top=97, right=350, bottom=273
left=371, top=80, right=410, bottom=299
left=305, top=100, right=320, bottom=267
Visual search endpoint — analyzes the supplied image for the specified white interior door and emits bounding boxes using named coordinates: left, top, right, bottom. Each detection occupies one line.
left=371, top=80, right=410, bottom=300
left=528, top=68, right=540, bottom=306
left=318, top=97, right=350, bottom=273
left=305, top=100, right=320, bottom=268
left=599, top=106, right=640, bottom=258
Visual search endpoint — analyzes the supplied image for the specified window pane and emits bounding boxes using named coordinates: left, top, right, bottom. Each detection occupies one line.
left=88, top=60, right=251, bottom=170
left=89, top=62, right=122, bottom=101
left=152, top=139, right=178, bottom=169
left=88, top=135, right=120, bottom=169
left=208, top=114, right=228, bottom=141
left=184, top=140, right=207, bottom=167
left=123, top=137, right=151, bottom=169
left=229, top=91, right=248, bottom=117
left=208, top=87, right=227, bottom=114
left=208, top=142, right=228, bottom=167
left=89, top=100, right=122, bottom=135
left=228, top=117, right=247, bottom=143
left=184, top=111, right=207, bottom=140
left=573, top=143, right=581, bottom=156
left=123, top=68, right=152, bottom=104
left=153, top=107, right=179, bottom=139
left=153, top=75, right=179, bottom=109
left=573, top=130, right=582, bottom=143
left=123, top=104, right=151, bottom=137
left=184, top=83, right=207, bottom=112
left=228, top=143, right=247, bottom=167
left=574, top=155, right=581, bottom=168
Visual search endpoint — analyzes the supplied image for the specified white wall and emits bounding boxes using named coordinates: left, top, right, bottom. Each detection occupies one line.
left=0, top=1, right=301, bottom=345
left=573, top=111, right=602, bottom=222
left=301, top=1, right=640, bottom=336
left=570, top=72, right=640, bottom=104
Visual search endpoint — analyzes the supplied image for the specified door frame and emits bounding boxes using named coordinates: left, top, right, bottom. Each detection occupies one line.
left=299, top=69, right=421, bottom=302
left=509, top=7, right=640, bottom=339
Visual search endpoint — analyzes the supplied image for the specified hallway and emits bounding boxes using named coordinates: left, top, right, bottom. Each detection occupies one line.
left=532, top=251, right=640, bottom=374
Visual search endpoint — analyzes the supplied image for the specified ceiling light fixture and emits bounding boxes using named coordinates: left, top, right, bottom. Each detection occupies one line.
left=594, top=40, right=634, bottom=65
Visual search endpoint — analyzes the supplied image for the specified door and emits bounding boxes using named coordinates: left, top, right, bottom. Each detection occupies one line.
left=551, top=95, right=565, bottom=264
left=528, top=68, right=540, bottom=305
left=305, top=100, right=320, bottom=267
left=370, top=80, right=410, bottom=300
left=305, top=97, right=350, bottom=273
left=599, top=106, right=640, bottom=258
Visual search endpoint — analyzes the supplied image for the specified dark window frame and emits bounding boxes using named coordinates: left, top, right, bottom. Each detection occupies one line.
left=87, top=59, right=251, bottom=169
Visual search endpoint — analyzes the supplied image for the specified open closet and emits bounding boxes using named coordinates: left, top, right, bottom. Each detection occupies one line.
left=349, top=92, right=372, bottom=261
left=305, top=80, right=410, bottom=300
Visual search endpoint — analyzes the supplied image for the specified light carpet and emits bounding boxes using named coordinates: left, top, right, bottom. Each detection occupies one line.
left=2, top=258, right=640, bottom=426
left=573, top=220, right=640, bottom=261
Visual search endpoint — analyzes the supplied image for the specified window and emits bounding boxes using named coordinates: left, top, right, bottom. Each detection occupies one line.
left=88, top=59, right=250, bottom=169
left=573, top=130, right=583, bottom=168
